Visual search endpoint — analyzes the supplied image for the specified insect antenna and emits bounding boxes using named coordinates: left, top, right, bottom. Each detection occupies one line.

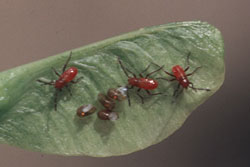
left=52, top=67, right=60, bottom=77
left=62, top=51, right=72, bottom=73
left=118, top=58, right=137, bottom=78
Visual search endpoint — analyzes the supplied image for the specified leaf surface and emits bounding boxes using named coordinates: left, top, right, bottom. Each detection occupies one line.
left=0, top=21, right=224, bottom=156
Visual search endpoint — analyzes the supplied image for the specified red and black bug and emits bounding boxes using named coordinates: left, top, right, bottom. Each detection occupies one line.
left=157, top=52, right=210, bottom=98
left=118, top=58, right=163, bottom=106
left=37, top=52, right=82, bottom=111
left=97, top=86, right=128, bottom=121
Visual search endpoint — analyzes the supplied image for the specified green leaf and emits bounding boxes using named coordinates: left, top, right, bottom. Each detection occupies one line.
left=0, top=21, right=224, bottom=157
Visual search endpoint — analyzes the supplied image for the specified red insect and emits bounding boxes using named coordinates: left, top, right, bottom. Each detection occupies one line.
left=157, top=52, right=210, bottom=97
left=54, top=67, right=78, bottom=89
left=37, top=52, right=82, bottom=111
left=118, top=58, right=163, bottom=106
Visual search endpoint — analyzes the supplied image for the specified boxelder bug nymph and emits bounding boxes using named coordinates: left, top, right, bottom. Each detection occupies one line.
left=118, top=58, right=163, bottom=106
left=157, top=52, right=210, bottom=98
left=37, top=52, right=82, bottom=111
left=97, top=86, right=128, bottom=121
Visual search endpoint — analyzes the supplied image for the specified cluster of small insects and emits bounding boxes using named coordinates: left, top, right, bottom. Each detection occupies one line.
left=76, top=86, right=128, bottom=121
left=37, top=51, right=210, bottom=121
left=97, top=86, right=127, bottom=120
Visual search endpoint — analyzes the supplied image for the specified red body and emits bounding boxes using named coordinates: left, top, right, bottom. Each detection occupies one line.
left=55, top=67, right=78, bottom=89
left=172, top=65, right=190, bottom=88
left=128, top=78, right=158, bottom=90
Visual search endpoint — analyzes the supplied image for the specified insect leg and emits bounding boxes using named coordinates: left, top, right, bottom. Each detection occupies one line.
left=126, top=87, right=131, bottom=106
left=136, top=88, right=145, bottom=104
left=145, top=65, right=164, bottom=78
left=151, top=62, right=175, bottom=77
left=54, top=90, right=59, bottom=111
left=139, top=63, right=151, bottom=77
left=126, top=85, right=134, bottom=106
left=37, top=79, right=54, bottom=85
left=146, top=90, right=162, bottom=96
left=184, top=52, right=191, bottom=72
left=184, top=66, right=190, bottom=72
left=156, top=77, right=176, bottom=82
left=171, top=83, right=182, bottom=103
left=163, top=70, right=175, bottom=77
left=186, top=67, right=202, bottom=76
left=65, top=85, right=73, bottom=96
left=71, top=76, right=83, bottom=84
left=189, top=82, right=210, bottom=91
left=125, top=85, right=133, bottom=106
left=173, top=83, right=181, bottom=98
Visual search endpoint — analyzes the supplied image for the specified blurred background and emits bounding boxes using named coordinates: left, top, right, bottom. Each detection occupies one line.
left=0, top=0, right=249, bottom=166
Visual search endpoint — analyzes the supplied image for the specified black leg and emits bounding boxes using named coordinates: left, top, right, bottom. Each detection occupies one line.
left=184, top=66, right=190, bottom=72
left=136, top=88, right=144, bottom=104
left=54, top=90, right=59, bottom=111
left=146, top=90, right=162, bottom=96
left=145, top=65, right=164, bottom=78
left=37, top=79, right=54, bottom=85
left=126, top=88, right=131, bottom=106
left=151, top=62, right=175, bottom=77
left=126, top=68, right=137, bottom=78
left=65, top=85, right=72, bottom=96
left=173, top=83, right=181, bottom=98
left=138, top=63, right=151, bottom=78
left=189, top=82, right=210, bottom=91
left=156, top=77, right=176, bottom=82
left=186, top=66, right=202, bottom=76
left=171, top=84, right=182, bottom=104
left=71, top=76, right=83, bottom=84
left=62, top=51, right=72, bottom=73
left=126, top=85, right=134, bottom=106
left=163, top=69, right=175, bottom=77
left=52, top=67, right=61, bottom=77
left=173, top=87, right=183, bottom=103
left=184, top=52, right=191, bottom=72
